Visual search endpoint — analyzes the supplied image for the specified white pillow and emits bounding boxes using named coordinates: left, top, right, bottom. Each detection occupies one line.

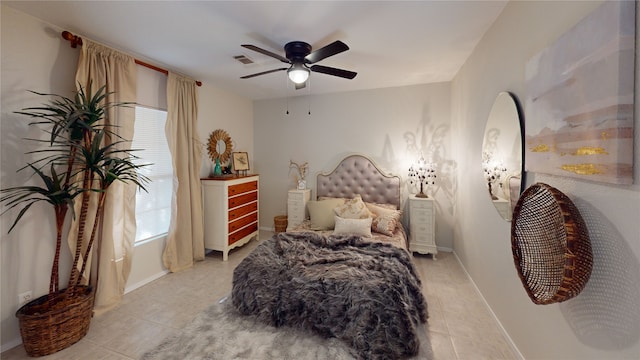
left=334, top=194, right=374, bottom=219
left=333, top=216, right=372, bottom=238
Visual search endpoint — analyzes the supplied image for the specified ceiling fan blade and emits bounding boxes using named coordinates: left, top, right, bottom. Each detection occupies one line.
left=241, top=44, right=290, bottom=63
left=240, top=67, right=287, bottom=79
left=310, top=65, right=357, bottom=79
left=295, top=82, right=306, bottom=90
left=305, top=40, right=349, bottom=64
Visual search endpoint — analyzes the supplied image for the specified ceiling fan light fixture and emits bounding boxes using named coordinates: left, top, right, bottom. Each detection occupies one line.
left=288, top=63, right=310, bottom=84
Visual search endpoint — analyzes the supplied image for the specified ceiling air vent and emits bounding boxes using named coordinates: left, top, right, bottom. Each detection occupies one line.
left=234, top=55, right=254, bottom=65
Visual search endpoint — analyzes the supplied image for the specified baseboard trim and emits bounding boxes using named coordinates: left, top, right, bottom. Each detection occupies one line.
left=451, top=251, right=525, bottom=360
left=125, top=270, right=169, bottom=294
left=1, top=338, right=23, bottom=354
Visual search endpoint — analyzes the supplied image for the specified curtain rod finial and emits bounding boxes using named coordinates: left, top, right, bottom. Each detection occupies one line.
left=61, top=31, right=82, bottom=48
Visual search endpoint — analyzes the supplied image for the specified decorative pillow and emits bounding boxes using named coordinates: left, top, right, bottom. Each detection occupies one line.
left=365, top=202, right=398, bottom=211
left=334, top=194, right=374, bottom=219
left=367, top=202, right=402, bottom=236
left=333, top=216, right=372, bottom=238
left=307, top=198, right=346, bottom=230
left=318, top=196, right=349, bottom=203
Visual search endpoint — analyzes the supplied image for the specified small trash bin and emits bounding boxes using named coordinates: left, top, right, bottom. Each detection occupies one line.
left=274, top=215, right=288, bottom=233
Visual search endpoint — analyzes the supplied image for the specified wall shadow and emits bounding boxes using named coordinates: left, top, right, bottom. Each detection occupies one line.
left=401, top=120, right=457, bottom=217
left=559, top=198, right=640, bottom=350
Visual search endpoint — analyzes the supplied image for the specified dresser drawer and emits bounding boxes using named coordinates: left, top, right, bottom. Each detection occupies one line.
left=410, top=207, right=433, bottom=217
left=287, top=200, right=304, bottom=212
left=412, top=223, right=434, bottom=236
left=411, top=200, right=434, bottom=210
left=288, top=191, right=306, bottom=201
left=229, top=191, right=257, bottom=209
left=229, top=212, right=258, bottom=233
left=229, top=222, right=258, bottom=245
left=229, top=202, right=258, bottom=222
left=288, top=213, right=304, bottom=223
left=229, top=181, right=258, bottom=196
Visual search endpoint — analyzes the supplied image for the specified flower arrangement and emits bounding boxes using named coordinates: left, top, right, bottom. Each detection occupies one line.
left=289, top=160, right=309, bottom=189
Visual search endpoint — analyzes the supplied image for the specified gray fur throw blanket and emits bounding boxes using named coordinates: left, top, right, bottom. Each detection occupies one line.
left=232, top=232, right=428, bottom=360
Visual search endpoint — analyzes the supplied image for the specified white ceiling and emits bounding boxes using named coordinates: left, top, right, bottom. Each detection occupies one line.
left=4, top=1, right=507, bottom=100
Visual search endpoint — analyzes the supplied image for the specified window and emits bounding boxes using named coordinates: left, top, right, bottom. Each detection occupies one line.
left=132, top=106, right=173, bottom=242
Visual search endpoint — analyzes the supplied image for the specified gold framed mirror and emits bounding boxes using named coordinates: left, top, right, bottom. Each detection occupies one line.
left=207, top=129, right=233, bottom=163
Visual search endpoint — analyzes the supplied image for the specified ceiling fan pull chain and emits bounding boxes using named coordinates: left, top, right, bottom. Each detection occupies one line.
left=285, top=75, right=290, bottom=115
left=307, top=78, right=311, bottom=115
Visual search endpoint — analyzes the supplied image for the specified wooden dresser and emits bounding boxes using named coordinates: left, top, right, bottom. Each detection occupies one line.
left=201, top=175, right=259, bottom=261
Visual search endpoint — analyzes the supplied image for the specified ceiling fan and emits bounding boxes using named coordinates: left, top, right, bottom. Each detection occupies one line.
left=240, top=40, right=357, bottom=89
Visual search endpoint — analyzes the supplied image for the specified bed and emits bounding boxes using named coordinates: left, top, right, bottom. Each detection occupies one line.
left=231, top=154, right=428, bottom=359
left=288, top=153, right=408, bottom=249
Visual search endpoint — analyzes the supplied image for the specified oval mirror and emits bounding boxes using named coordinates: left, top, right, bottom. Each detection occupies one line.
left=481, top=92, right=524, bottom=221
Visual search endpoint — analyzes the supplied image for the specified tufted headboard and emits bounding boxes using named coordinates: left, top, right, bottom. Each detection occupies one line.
left=316, top=154, right=401, bottom=209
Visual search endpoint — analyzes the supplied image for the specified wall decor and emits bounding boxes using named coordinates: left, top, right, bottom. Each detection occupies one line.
left=232, top=152, right=250, bottom=174
left=207, top=129, right=233, bottom=176
left=482, top=92, right=524, bottom=221
left=524, top=0, right=635, bottom=184
left=511, top=183, right=593, bottom=305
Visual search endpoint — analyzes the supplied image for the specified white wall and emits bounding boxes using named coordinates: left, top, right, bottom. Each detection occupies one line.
left=1, top=6, right=77, bottom=350
left=451, top=1, right=640, bottom=359
left=253, top=83, right=455, bottom=250
left=0, top=6, right=253, bottom=350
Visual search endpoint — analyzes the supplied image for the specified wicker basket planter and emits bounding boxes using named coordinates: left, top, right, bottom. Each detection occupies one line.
left=16, top=286, right=94, bottom=357
left=274, top=215, right=288, bottom=233
left=511, top=183, right=593, bottom=305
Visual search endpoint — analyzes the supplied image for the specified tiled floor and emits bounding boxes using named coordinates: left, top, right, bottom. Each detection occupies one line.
left=2, top=231, right=518, bottom=360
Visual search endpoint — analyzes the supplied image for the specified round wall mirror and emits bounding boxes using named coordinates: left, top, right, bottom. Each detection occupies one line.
left=481, top=92, right=524, bottom=221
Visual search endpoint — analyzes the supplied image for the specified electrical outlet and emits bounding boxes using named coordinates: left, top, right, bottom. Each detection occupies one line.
left=18, top=291, right=32, bottom=307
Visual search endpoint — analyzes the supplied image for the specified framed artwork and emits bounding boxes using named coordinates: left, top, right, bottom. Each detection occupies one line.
left=232, top=152, right=250, bottom=172
left=524, top=0, right=635, bottom=184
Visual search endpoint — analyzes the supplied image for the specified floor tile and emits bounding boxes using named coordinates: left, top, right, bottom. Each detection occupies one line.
left=1, top=231, right=517, bottom=360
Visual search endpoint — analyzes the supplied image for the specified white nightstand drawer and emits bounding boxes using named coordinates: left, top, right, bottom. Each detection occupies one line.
left=411, top=207, right=433, bottom=217
left=410, top=211, right=433, bottom=223
left=288, top=192, right=305, bottom=201
left=411, top=199, right=434, bottom=209
left=287, top=200, right=303, bottom=210
left=413, top=233, right=434, bottom=242
left=411, top=223, right=433, bottom=233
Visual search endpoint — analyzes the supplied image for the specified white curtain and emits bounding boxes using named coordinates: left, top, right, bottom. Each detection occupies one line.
left=73, top=39, right=137, bottom=314
left=162, top=72, right=204, bottom=272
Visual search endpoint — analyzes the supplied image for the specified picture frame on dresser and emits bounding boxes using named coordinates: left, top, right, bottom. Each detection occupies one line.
left=232, top=152, right=250, bottom=175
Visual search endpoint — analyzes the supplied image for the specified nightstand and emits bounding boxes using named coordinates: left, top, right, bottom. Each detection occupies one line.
left=409, top=195, right=437, bottom=259
left=493, top=198, right=511, bottom=220
left=287, top=189, right=311, bottom=231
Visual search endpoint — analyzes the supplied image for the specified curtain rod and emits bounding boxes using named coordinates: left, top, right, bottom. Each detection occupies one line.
left=61, top=31, right=202, bottom=87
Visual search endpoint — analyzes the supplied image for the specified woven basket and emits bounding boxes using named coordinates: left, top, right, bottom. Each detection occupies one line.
left=511, top=183, right=593, bottom=305
left=16, top=285, right=94, bottom=357
left=274, top=215, right=288, bottom=233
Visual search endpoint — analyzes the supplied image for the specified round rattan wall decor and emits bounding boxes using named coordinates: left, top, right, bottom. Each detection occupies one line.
left=511, top=183, right=593, bottom=305
left=207, top=129, right=233, bottom=163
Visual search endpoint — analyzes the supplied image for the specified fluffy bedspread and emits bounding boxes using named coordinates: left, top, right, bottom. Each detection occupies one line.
left=231, top=232, right=428, bottom=360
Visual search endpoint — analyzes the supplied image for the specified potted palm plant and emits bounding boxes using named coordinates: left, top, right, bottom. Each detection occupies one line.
left=1, top=84, right=149, bottom=356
